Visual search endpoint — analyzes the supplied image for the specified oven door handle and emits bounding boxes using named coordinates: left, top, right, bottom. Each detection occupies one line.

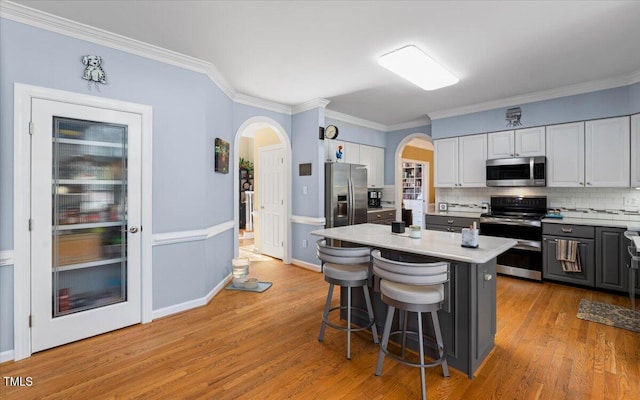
left=513, top=240, right=542, bottom=252
left=479, top=217, right=541, bottom=227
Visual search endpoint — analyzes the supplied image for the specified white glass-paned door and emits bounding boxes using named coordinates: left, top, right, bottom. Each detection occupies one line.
left=31, top=99, right=142, bottom=352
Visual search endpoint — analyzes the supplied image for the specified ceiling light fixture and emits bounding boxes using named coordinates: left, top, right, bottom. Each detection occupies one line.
left=378, top=45, right=459, bottom=91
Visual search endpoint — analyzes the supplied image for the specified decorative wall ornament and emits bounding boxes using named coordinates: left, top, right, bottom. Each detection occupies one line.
left=214, top=138, right=229, bottom=173
left=506, top=107, right=522, bottom=127
left=82, top=55, right=107, bottom=90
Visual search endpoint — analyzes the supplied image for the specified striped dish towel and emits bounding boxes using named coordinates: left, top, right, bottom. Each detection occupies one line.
left=556, top=239, right=581, bottom=272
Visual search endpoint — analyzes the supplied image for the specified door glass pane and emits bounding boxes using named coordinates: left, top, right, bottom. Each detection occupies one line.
left=51, top=117, right=127, bottom=317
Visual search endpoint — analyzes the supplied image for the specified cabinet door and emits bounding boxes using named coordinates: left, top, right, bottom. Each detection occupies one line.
left=434, top=138, right=458, bottom=187
left=458, top=134, right=487, bottom=187
left=358, top=144, right=372, bottom=186
left=543, top=236, right=595, bottom=286
left=487, top=130, right=514, bottom=159
left=596, top=228, right=627, bottom=292
left=515, top=126, right=545, bottom=157
left=546, top=122, right=585, bottom=187
left=585, top=117, right=630, bottom=187
left=632, top=114, right=640, bottom=187
left=371, top=146, right=385, bottom=188
left=343, top=141, right=360, bottom=164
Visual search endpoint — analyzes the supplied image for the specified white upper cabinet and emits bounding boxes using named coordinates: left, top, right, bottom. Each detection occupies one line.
left=434, top=137, right=458, bottom=187
left=515, top=127, right=546, bottom=157
left=360, top=144, right=385, bottom=188
left=546, top=122, right=585, bottom=187
left=585, top=116, right=629, bottom=187
left=487, top=127, right=545, bottom=159
left=632, top=114, right=640, bottom=187
left=487, top=130, right=514, bottom=159
left=343, top=142, right=360, bottom=164
left=434, top=134, right=487, bottom=187
left=369, top=146, right=385, bottom=188
left=547, top=117, right=630, bottom=187
left=328, top=141, right=384, bottom=188
left=459, top=134, right=488, bottom=186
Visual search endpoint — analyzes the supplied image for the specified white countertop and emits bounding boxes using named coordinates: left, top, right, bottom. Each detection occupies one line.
left=310, top=223, right=516, bottom=264
left=542, top=216, right=640, bottom=230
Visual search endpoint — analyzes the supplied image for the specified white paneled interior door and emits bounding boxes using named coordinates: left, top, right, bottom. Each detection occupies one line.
left=259, top=145, right=285, bottom=259
left=30, top=98, right=142, bottom=352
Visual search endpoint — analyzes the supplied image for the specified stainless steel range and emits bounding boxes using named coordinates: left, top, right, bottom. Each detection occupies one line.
left=479, top=196, right=547, bottom=281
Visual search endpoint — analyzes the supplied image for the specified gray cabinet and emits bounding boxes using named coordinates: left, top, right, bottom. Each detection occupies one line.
left=367, top=209, right=395, bottom=225
left=542, top=224, right=595, bottom=286
left=426, top=214, right=479, bottom=233
left=596, top=227, right=628, bottom=292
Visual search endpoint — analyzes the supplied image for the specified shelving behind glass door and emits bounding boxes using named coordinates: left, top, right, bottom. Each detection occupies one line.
left=51, top=117, right=128, bottom=317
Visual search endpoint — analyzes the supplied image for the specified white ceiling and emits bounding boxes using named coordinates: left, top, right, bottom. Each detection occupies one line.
left=10, top=0, right=640, bottom=128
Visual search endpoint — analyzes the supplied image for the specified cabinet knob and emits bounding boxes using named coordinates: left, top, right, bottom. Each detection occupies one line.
left=129, top=226, right=139, bottom=234
left=484, top=273, right=493, bottom=281
left=586, top=182, right=592, bottom=186
left=561, top=228, right=573, bottom=233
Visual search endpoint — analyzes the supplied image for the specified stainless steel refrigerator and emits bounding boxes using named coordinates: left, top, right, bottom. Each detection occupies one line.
left=325, top=163, right=368, bottom=228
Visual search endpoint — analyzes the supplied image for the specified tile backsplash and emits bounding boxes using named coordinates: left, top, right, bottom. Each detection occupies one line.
left=436, top=187, right=640, bottom=216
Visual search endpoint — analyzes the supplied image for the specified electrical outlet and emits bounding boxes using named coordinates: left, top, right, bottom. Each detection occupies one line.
left=302, top=185, right=308, bottom=195
left=302, top=239, right=308, bottom=248
left=624, top=196, right=638, bottom=207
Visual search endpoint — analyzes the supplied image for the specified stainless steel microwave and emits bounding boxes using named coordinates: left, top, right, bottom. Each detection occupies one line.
left=486, top=156, right=546, bottom=187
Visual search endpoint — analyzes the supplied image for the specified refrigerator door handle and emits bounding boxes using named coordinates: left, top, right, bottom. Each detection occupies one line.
left=348, top=177, right=354, bottom=225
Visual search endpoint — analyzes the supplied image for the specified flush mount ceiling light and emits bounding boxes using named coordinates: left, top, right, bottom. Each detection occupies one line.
left=378, top=45, right=459, bottom=91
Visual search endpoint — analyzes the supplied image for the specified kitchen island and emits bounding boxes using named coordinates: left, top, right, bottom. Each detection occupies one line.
left=310, top=223, right=516, bottom=379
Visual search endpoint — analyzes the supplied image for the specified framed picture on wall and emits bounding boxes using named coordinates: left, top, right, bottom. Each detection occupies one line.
left=215, top=138, right=229, bottom=173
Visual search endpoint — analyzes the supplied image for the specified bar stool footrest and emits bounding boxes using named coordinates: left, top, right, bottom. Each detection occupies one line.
left=322, top=305, right=376, bottom=333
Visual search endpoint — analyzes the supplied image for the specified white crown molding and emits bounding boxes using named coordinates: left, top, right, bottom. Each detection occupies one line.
left=292, top=98, right=331, bottom=115
left=233, top=93, right=293, bottom=115
left=153, top=221, right=234, bottom=246
left=386, top=117, right=431, bottom=132
left=429, top=70, right=640, bottom=120
left=325, top=109, right=388, bottom=132
left=0, top=1, right=296, bottom=115
left=290, top=215, right=326, bottom=226
left=0, top=250, right=14, bottom=266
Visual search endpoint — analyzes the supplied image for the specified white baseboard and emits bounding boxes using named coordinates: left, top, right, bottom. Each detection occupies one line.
left=0, top=349, right=15, bottom=363
left=291, top=258, right=321, bottom=273
left=152, top=274, right=232, bottom=320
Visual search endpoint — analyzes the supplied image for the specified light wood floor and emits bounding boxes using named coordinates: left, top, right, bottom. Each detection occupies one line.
left=1, top=258, right=639, bottom=399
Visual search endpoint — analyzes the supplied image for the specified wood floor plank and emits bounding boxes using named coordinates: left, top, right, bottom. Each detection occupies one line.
left=1, top=259, right=638, bottom=399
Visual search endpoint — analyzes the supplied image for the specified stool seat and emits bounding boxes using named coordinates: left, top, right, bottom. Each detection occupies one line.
left=324, top=262, right=370, bottom=282
left=380, top=280, right=444, bottom=305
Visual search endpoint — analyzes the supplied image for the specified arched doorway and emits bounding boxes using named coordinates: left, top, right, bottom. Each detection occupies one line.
left=394, top=133, right=434, bottom=228
left=234, top=117, right=292, bottom=264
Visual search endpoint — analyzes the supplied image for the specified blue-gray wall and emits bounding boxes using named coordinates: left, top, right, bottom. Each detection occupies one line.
left=432, top=85, right=634, bottom=139
left=631, top=82, right=640, bottom=113
left=325, top=117, right=387, bottom=148
left=0, top=18, right=293, bottom=354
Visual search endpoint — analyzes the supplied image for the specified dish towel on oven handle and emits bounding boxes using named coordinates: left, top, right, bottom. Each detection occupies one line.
left=556, top=239, right=581, bottom=272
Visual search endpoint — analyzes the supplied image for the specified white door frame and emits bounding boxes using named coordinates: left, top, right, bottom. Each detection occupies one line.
left=233, top=117, right=291, bottom=264
left=13, top=83, right=153, bottom=360
left=394, top=133, right=433, bottom=221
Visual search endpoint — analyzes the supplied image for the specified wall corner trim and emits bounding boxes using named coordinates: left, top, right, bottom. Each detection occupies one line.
left=152, top=274, right=232, bottom=320
left=291, top=259, right=321, bottom=273
left=153, top=221, right=234, bottom=246
left=0, top=250, right=14, bottom=267
left=290, top=215, right=326, bottom=226
left=0, top=349, right=15, bottom=363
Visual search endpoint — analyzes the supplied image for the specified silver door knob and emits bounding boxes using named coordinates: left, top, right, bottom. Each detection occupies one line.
left=129, top=226, right=139, bottom=233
